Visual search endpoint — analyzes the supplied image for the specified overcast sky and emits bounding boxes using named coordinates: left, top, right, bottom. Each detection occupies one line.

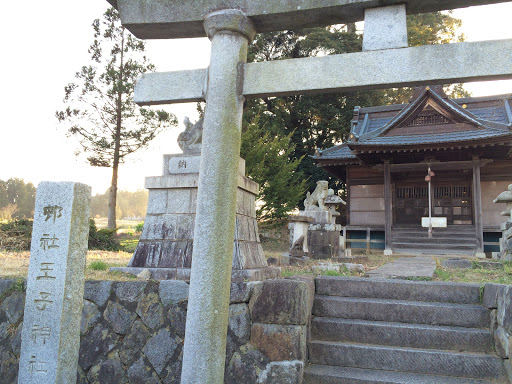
left=1, top=1, right=511, bottom=195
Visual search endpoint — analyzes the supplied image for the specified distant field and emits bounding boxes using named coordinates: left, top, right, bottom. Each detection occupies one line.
left=94, top=217, right=143, bottom=232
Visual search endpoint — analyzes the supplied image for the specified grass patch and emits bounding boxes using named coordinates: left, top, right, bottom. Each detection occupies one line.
left=433, top=260, right=512, bottom=285
left=120, top=238, right=139, bottom=253
left=88, top=260, right=109, bottom=271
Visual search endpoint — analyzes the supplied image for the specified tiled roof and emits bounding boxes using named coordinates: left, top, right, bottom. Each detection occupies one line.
left=352, top=128, right=512, bottom=147
left=319, top=144, right=357, bottom=159
left=352, top=96, right=512, bottom=137
left=315, top=89, right=512, bottom=161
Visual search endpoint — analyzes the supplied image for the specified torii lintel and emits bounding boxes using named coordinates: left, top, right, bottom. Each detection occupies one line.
left=107, top=0, right=511, bottom=40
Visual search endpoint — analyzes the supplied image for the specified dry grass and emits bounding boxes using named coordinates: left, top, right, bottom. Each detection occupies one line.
left=0, top=250, right=135, bottom=281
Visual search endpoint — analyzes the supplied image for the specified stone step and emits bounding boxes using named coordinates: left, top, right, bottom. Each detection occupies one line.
left=313, top=296, right=489, bottom=328
left=393, top=226, right=475, bottom=233
left=308, top=342, right=506, bottom=380
left=391, top=248, right=475, bottom=256
left=311, top=317, right=493, bottom=353
left=304, top=364, right=498, bottom=384
left=315, top=276, right=481, bottom=304
left=392, top=235, right=476, bottom=243
left=391, top=242, right=476, bottom=250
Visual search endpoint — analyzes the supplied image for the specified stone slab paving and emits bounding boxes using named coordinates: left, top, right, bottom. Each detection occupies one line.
left=365, top=256, right=436, bottom=279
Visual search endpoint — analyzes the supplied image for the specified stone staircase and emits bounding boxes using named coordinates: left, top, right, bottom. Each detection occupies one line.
left=304, top=276, right=509, bottom=384
left=391, top=225, right=477, bottom=255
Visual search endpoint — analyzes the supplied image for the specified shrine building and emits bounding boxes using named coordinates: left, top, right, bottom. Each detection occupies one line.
left=313, top=86, right=512, bottom=256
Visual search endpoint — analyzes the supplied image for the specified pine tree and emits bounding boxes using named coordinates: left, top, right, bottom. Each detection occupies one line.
left=56, top=7, right=177, bottom=228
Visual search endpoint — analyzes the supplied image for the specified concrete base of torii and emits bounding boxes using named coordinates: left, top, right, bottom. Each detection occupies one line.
left=110, top=153, right=280, bottom=282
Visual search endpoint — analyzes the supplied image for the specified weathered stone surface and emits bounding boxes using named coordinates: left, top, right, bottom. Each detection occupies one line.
left=127, top=356, right=161, bottom=384
left=477, top=261, right=504, bottom=270
left=19, top=181, right=91, bottom=384
left=163, top=359, right=184, bottom=384
left=10, top=321, right=22, bottom=355
left=168, top=302, right=188, bottom=339
left=312, top=317, right=493, bottom=353
left=498, top=286, right=512, bottom=333
left=251, top=323, right=306, bottom=361
left=363, top=4, right=407, bottom=51
left=267, top=257, right=279, bottom=266
left=137, top=268, right=152, bottom=280
left=0, top=279, right=15, bottom=299
left=229, top=304, right=251, bottom=343
left=84, top=280, right=113, bottom=307
left=495, top=326, right=510, bottom=358
left=316, top=276, right=482, bottom=304
left=142, top=327, right=179, bottom=375
left=79, top=323, right=119, bottom=370
left=104, top=301, right=137, bottom=335
left=0, top=322, right=7, bottom=343
left=441, top=258, right=473, bottom=269
left=0, top=347, right=18, bottom=384
left=159, top=280, right=189, bottom=305
left=114, top=281, right=147, bottom=301
left=230, top=281, right=256, bottom=304
left=258, top=360, right=304, bottom=384
left=113, top=0, right=511, bottom=40
left=309, top=341, right=506, bottom=380
left=483, top=283, right=506, bottom=308
left=119, top=320, right=151, bottom=365
left=136, top=292, right=165, bottom=330
left=81, top=299, right=101, bottom=335
left=250, top=279, right=310, bottom=325
left=225, top=343, right=269, bottom=384
left=87, top=351, right=127, bottom=384
left=0, top=291, right=24, bottom=324
left=491, top=309, right=499, bottom=333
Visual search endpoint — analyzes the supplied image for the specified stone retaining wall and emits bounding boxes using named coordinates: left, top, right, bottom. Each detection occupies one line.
left=483, top=282, right=512, bottom=381
left=0, top=277, right=314, bottom=383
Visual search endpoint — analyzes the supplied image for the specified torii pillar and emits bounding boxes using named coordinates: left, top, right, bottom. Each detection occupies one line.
left=107, top=1, right=512, bottom=383
left=180, top=10, right=255, bottom=383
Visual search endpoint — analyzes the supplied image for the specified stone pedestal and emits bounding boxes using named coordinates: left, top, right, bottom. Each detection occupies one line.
left=300, top=210, right=342, bottom=260
left=494, top=185, right=512, bottom=261
left=288, top=215, right=314, bottom=254
left=111, top=153, right=280, bottom=281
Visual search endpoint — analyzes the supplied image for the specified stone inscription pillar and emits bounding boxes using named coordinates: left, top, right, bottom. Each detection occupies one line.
left=19, top=182, right=91, bottom=384
left=181, top=10, right=256, bottom=384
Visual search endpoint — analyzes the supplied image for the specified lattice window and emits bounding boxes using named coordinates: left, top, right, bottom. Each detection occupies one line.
left=397, top=185, right=471, bottom=199
left=396, top=186, right=428, bottom=199
left=407, top=114, right=450, bottom=126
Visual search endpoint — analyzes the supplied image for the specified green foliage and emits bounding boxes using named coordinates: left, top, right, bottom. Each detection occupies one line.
left=245, top=12, right=469, bottom=206
left=241, top=118, right=306, bottom=222
left=135, top=222, right=144, bottom=233
left=0, top=219, right=33, bottom=251
left=88, top=260, right=109, bottom=271
left=90, top=189, right=148, bottom=219
left=88, top=218, right=120, bottom=251
left=56, top=7, right=177, bottom=228
left=0, top=178, right=36, bottom=220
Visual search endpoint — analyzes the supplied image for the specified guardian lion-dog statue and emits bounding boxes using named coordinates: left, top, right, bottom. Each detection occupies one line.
left=304, top=180, right=329, bottom=211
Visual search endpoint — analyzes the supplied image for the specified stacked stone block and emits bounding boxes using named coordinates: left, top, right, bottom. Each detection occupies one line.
left=483, top=282, right=512, bottom=381
left=494, top=184, right=512, bottom=261
left=0, top=277, right=314, bottom=383
left=112, top=154, right=279, bottom=281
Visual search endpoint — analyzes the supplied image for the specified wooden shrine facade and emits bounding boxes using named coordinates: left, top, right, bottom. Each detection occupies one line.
left=314, top=86, right=512, bottom=255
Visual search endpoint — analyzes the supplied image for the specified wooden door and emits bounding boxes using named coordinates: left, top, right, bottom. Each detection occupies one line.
left=395, top=183, right=472, bottom=225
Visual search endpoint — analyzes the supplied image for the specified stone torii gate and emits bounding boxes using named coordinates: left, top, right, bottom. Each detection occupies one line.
left=107, top=1, right=512, bottom=382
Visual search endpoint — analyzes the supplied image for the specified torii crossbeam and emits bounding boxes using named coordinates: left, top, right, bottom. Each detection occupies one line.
left=107, top=0, right=512, bottom=382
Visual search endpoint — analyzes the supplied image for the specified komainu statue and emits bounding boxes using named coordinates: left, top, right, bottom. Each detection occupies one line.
left=178, top=117, right=203, bottom=154
left=304, top=180, right=329, bottom=211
